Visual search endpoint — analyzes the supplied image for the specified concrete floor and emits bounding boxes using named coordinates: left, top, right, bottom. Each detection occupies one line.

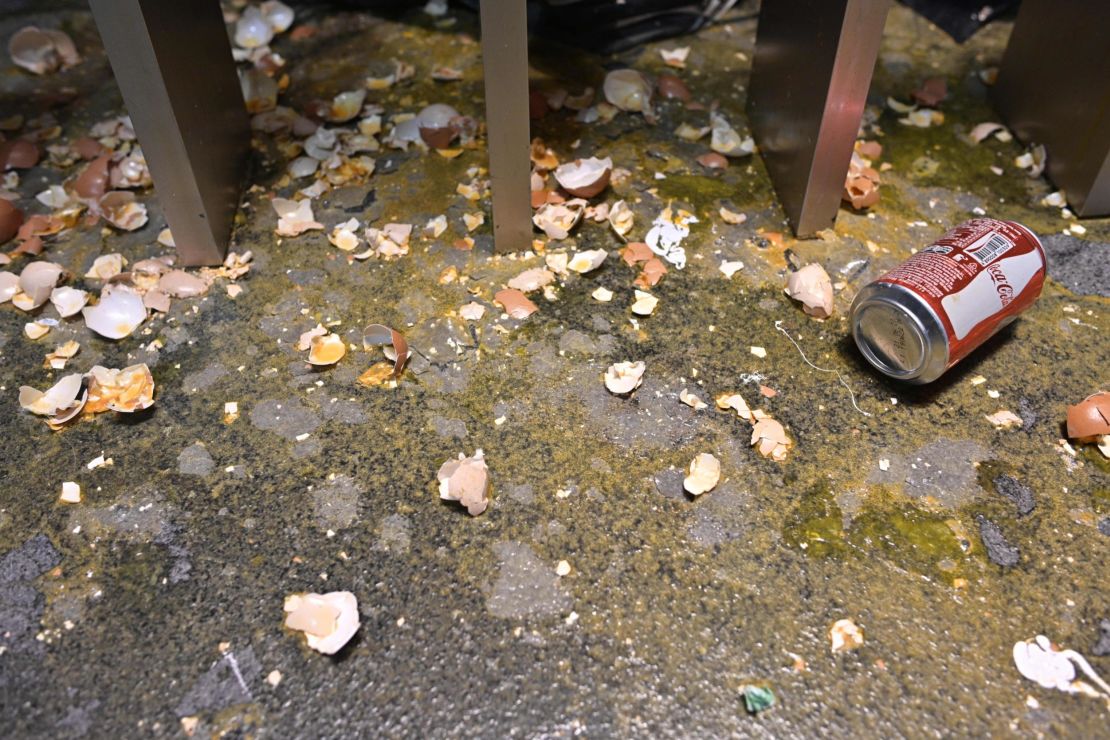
left=1, top=2, right=1107, bottom=737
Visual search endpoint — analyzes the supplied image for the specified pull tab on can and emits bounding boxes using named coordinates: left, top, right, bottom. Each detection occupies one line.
left=850, top=218, right=1047, bottom=384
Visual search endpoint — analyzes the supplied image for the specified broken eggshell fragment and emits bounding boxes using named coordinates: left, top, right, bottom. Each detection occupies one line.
left=603, top=69, right=653, bottom=119
left=307, top=333, right=346, bottom=366
left=416, top=103, right=461, bottom=149
left=0, top=138, right=41, bottom=170
left=19, top=373, right=84, bottom=416
left=604, top=361, right=645, bottom=395
left=553, top=157, right=612, bottom=199
left=157, top=269, right=208, bottom=298
left=8, top=26, right=79, bottom=75
left=751, top=418, right=791, bottom=462
left=437, top=450, right=490, bottom=516
left=15, top=260, right=65, bottom=310
left=1066, top=392, right=1110, bottom=442
left=683, top=453, right=720, bottom=496
left=283, top=591, right=360, bottom=655
left=785, top=263, right=834, bottom=319
left=82, top=285, right=147, bottom=339
left=493, top=288, right=538, bottom=320
left=50, top=286, right=89, bottom=317
left=85, top=364, right=155, bottom=413
left=362, top=323, right=410, bottom=377
left=0, top=199, right=23, bottom=244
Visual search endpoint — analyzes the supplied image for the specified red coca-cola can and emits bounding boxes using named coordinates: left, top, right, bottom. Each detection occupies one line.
left=850, top=218, right=1047, bottom=383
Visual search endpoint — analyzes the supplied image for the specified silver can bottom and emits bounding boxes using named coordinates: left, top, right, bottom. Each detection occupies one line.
left=850, top=282, right=950, bottom=384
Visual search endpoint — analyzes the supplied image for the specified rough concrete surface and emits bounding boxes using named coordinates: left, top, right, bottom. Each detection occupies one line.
left=0, top=2, right=1107, bottom=738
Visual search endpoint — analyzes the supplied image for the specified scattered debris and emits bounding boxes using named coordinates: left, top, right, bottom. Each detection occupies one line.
left=718, top=207, right=746, bottom=225
left=604, top=361, right=645, bottom=395
left=719, top=260, right=744, bottom=279
left=567, top=249, right=607, bottom=274
left=1013, top=635, right=1110, bottom=700
left=751, top=418, right=791, bottom=462
left=630, top=290, right=658, bottom=316
left=283, top=591, right=360, bottom=655
left=307, top=333, right=346, bottom=366
left=603, top=69, right=654, bottom=120
left=272, top=198, right=323, bottom=236
left=985, top=410, right=1023, bottom=429
left=683, top=453, right=720, bottom=496
left=59, top=481, right=81, bottom=504
left=680, top=388, right=706, bottom=410
left=976, top=515, right=1019, bottom=567
left=591, top=286, right=613, bottom=302
left=784, top=264, right=834, bottom=319
left=554, top=157, right=612, bottom=198
left=830, top=618, right=864, bottom=654
left=459, top=302, right=485, bottom=321
left=742, top=685, right=775, bottom=714
left=437, top=450, right=490, bottom=516
left=645, top=204, right=697, bottom=269
left=993, top=474, right=1035, bottom=516
left=83, top=286, right=147, bottom=339
left=362, top=324, right=410, bottom=377
left=494, top=288, right=538, bottom=319
left=8, top=26, right=80, bottom=75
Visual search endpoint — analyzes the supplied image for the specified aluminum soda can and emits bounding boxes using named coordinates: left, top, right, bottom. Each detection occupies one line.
left=850, top=218, right=1046, bottom=384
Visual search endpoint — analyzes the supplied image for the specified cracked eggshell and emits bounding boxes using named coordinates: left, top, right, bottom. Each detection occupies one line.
left=416, top=104, right=461, bottom=149
left=437, top=450, right=490, bottom=516
left=0, top=271, right=19, bottom=302
left=17, top=260, right=64, bottom=309
left=82, top=286, right=146, bottom=339
left=157, top=269, right=208, bottom=298
left=553, top=157, right=612, bottom=198
left=8, top=26, right=79, bottom=75
left=603, top=69, right=652, bottom=114
left=19, top=373, right=83, bottom=416
left=507, top=267, right=555, bottom=293
left=683, top=453, right=720, bottom=496
left=604, top=361, right=645, bottom=395
left=630, top=290, right=658, bottom=316
left=98, top=191, right=148, bottom=231
left=0, top=138, right=41, bottom=170
left=567, top=249, right=607, bottom=274
left=751, top=418, right=791, bottom=461
left=50, top=286, right=89, bottom=317
left=307, top=333, right=346, bottom=366
left=84, top=253, right=125, bottom=280
left=532, top=202, right=583, bottom=240
left=1067, top=392, right=1110, bottom=441
left=234, top=6, right=274, bottom=48
left=493, top=289, right=538, bottom=319
left=785, top=263, right=834, bottom=319
left=1, top=198, right=23, bottom=244
left=273, top=198, right=323, bottom=236
left=284, top=591, right=360, bottom=655
left=85, top=364, right=155, bottom=413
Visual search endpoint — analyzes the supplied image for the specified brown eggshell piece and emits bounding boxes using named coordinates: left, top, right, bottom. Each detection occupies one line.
left=71, top=137, right=104, bottom=160
left=0, top=139, right=41, bottom=170
left=1066, top=392, right=1110, bottom=440
left=656, top=73, right=691, bottom=101
left=419, top=125, right=458, bottom=150
left=0, top=199, right=23, bottom=245
left=697, top=152, right=729, bottom=169
left=73, top=153, right=112, bottom=200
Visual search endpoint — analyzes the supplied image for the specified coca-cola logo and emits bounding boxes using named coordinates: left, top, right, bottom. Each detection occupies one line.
left=987, top=264, right=1013, bottom=306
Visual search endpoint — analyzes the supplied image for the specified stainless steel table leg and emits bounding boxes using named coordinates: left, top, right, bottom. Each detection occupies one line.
left=89, top=0, right=249, bottom=266
left=480, top=0, right=532, bottom=254
left=993, top=0, right=1110, bottom=217
left=747, top=0, right=890, bottom=237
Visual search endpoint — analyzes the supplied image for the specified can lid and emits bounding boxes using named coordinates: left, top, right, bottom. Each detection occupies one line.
left=854, top=300, right=928, bottom=379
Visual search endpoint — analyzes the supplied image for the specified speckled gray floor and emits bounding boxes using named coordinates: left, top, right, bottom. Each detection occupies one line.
left=1, top=3, right=1108, bottom=738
